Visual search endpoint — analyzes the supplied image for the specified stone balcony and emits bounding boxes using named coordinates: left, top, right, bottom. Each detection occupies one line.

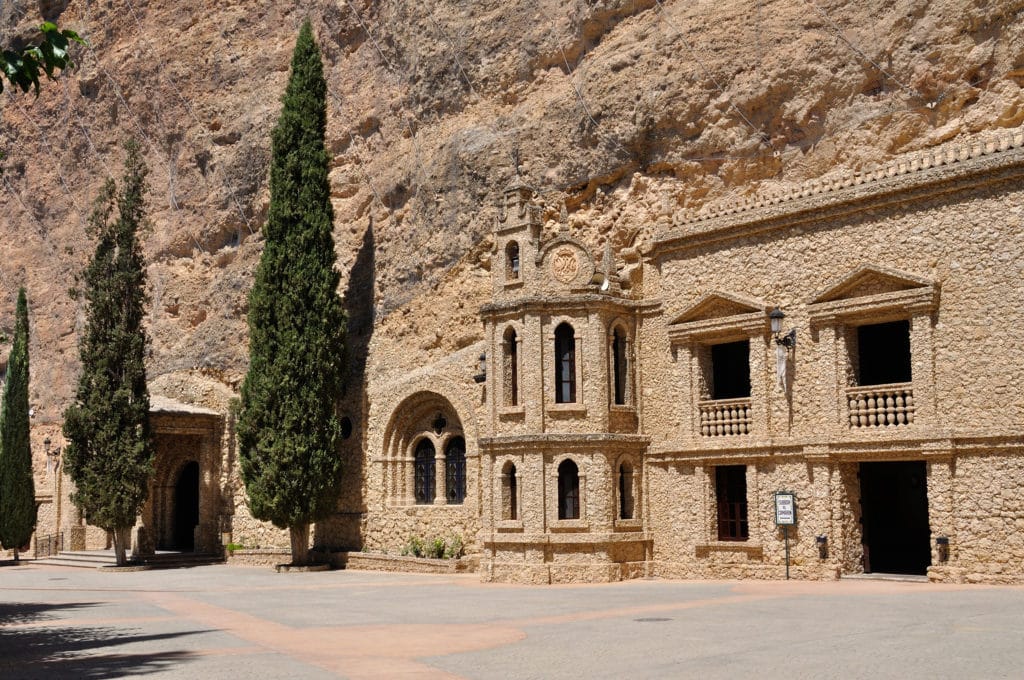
left=846, top=382, right=914, bottom=428
left=698, top=397, right=752, bottom=436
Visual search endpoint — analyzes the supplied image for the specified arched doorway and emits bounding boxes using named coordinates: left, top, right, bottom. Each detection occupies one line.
left=172, top=461, right=200, bottom=551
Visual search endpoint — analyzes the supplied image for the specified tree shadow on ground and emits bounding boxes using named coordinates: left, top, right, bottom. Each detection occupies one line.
left=0, top=601, right=206, bottom=678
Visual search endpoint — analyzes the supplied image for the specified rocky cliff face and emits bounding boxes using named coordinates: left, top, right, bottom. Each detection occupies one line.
left=2, top=0, right=1023, bottom=417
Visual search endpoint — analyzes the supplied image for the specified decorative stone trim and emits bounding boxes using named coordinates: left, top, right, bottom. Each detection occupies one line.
left=807, top=286, right=938, bottom=325
left=845, top=383, right=915, bottom=428
left=694, top=542, right=764, bottom=559
left=698, top=398, right=753, bottom=436
left=668, top=311, right=767, bottom=346
left=652, top=126, right=1024, bottom=257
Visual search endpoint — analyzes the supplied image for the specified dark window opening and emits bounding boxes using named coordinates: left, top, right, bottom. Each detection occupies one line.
left=857, top=320, right=912, bottom=386
left=414, top=439, right=436, bottom=504
left=506, top=241, right=520, bottom=280
left=619, top=462, right=634, bottom=520
left=554, top=323, right=576, bottom=403
left=504, top=327, right=518, bottom=407
left=503, top=462, right=518, bottom=520
left=445, top=437, right=466, bottom=504
left=558, top=459, right=580, bottom=520
left=340, top=416, right=353, bottom=439
left=716, top=465, right=748, bottom=541
left=711, top=340, right=751, bottom=399
left=612, top=327, right=628, bottom=405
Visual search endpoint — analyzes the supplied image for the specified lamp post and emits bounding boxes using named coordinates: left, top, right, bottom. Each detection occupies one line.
left=44, top=437, right=63, bottom=547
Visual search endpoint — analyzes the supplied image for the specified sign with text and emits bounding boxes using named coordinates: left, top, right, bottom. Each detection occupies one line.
left=774, top=492, right=797, bottom=526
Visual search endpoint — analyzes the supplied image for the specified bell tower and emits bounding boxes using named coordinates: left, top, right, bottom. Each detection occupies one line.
left=492, top=175, right=541, bottom=298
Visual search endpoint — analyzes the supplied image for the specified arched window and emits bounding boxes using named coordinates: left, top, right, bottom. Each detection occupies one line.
left=414, top=439, right=436, bottom=504
left=558, top=459, right=580, bottom=520
left=503, top=327, right=518, bottom=407
left=554, top=322, right=576, bottom=404
left=612, top=326, right=628, bottom=405
left=445, top=437, right=466, bottom=504
left=618, top=462, right=634, bottom=520
left=506, top=241, right=520, bottom=280
left=502, top=461, right=518, bottom=520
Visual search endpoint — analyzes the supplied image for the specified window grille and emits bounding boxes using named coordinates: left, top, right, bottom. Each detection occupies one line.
left=554, top=323, right=576, bottom=403
left=558, top=459, right=580, bottom=519
left=715, top=465, right=748, bottom=541
left=445, top=437, right=466, bottom=504
left=414, top=439, right=436, bottom=504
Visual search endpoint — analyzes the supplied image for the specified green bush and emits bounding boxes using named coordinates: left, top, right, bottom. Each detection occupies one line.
left=401, top=535, right=425, bottom=557
left=429, top=538, right=446, bottom=559
left=444, top=534, right=465, bottom=559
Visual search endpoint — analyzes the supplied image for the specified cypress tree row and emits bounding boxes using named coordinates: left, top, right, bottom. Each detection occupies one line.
left=237, top=20, right=347, bottom=566
left=63, top=140, right=153, bottom=567
left=0, top=288, right=36, bottom=560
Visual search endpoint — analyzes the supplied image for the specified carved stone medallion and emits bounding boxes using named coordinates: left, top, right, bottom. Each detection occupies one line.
left=551, top=247, right=580, bottom=284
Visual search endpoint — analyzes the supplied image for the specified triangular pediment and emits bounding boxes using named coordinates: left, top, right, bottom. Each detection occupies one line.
left=810, top=266, right=933, bottom=304
left=671, top=292, right=767, bottom=325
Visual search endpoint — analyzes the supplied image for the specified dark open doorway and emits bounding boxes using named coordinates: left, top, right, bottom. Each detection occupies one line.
left=172, top=461, right=200, bottom=551
left=859, top=461, right=930, bottom=575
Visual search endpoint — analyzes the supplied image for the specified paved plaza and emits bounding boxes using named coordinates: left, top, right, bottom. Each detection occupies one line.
left=2, top=563, right=1023, bottom=679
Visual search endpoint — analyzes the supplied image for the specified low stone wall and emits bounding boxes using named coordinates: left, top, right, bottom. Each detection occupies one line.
left=226, top=548, right=478, bottom=574
left=226, top=548, right=292, bottom=567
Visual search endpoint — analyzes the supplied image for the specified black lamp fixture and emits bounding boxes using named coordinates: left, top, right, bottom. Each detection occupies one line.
left=769, top=307, right=796, bottom=348
left=44, top=436, right=62, bottom=475
left=473, top=352, right=487, bottom=384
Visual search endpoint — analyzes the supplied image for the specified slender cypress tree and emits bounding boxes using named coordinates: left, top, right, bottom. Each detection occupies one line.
left=63, top=140, right=153, bottom=567
left=0, top=288, right=36, bottom=560
left=238, top=20, right=346, bottom=566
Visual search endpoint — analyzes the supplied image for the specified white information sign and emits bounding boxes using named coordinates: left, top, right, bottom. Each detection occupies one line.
left=775, top=492, right=796, bottom=526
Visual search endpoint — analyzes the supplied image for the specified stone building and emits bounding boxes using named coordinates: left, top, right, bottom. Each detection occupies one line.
left=23, top=125, right=1024, bottom=585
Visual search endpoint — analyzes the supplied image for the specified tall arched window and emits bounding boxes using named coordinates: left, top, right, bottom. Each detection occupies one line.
left=558, top=459, right=580, bottom=520
left=414, top=439, right=436, bottom=504
left=618, top=462, right=634, bottom=520
left=502, top=461, right=518, bottom=520
left=445, top=437, right=466, bottom=504
left=506, top=241, right=520, bottom=280
left=554, top=323, right=576, bottom=404
left=503, top=327, right=518, bottom=406
left=612, top=326, right=628, bottom=405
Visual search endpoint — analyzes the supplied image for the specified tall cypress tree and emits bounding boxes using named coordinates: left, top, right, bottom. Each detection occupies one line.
left=237, top=20, right=346, bottom=566
left=0, top=288, right=36, bottom=560
left=63, top=140, right=153, bottom=567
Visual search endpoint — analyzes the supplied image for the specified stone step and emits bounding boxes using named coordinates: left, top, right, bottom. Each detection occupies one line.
left=35, top=550, right=223, bottom=570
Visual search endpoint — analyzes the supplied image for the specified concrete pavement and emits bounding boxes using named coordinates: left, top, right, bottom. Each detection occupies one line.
left=2, top=563, right=1023, bottom=678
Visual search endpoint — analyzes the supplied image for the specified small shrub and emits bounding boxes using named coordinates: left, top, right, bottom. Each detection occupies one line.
left=429, top=537, right=446, bottom=559
left=401, top=535, right=425, bottom=557
left=225, top=542, right=245, bottom=552
left=444, top=534, right=465, bottom=559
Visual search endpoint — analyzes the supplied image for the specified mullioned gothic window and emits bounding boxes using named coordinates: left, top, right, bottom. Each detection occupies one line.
left=554, top=322, right=577, bottom=403
left=558, top=459, right=580, bottom=520
left=445, top=437, right=466, bottom=504
left=414, top=439, right=436, bottom=504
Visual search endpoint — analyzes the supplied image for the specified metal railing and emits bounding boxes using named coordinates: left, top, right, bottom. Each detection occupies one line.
left=34, top=532, right=64, bottom=558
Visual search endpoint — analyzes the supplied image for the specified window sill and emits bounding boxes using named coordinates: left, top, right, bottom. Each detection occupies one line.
left=694, top=541, right=763, bottom=559
left=609, top=405, right=636, bottom=413
left=614, top=518, right=643, bottom=531
left=547, top=404, right=587, bottom=417
left=503, top=279, right=524, bottom=290
left=498, top=405, right=525, bottom=419
left=495, top=520, right=523, bottom=531
left=549, top=519, right=589, bottom=532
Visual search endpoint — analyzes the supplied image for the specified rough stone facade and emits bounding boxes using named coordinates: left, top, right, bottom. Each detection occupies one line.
left=18, top=126, right=1024, bottom=586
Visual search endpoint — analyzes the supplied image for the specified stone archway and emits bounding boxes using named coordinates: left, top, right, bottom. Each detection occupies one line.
left=138, top=398, right=224, bottom=556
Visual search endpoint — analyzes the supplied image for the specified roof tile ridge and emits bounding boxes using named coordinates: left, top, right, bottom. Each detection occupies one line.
left=675, top=125, right=1024, bottom=228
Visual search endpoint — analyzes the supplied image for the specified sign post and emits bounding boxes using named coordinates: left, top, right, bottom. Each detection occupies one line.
left=774, top=491, right=797, bottom=579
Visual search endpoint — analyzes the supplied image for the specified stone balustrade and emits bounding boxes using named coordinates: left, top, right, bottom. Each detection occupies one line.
left=845, top=383, right=914, bottom=428
left=698, top=398, right=752, bottom=436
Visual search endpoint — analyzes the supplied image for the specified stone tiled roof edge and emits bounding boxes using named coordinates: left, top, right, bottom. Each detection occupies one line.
left=150, top=395, right=221, bottom=417
left=651, top=126, right=1024, bottom=256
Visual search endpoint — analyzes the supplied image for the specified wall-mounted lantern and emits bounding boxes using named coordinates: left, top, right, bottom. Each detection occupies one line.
left=936, top=536, right=949, bottom=562
left=44, top=437, right=62, bottom=476
left=473, top=352, right=487, bottom=384
left=816, top=534, right=828, bottom=560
